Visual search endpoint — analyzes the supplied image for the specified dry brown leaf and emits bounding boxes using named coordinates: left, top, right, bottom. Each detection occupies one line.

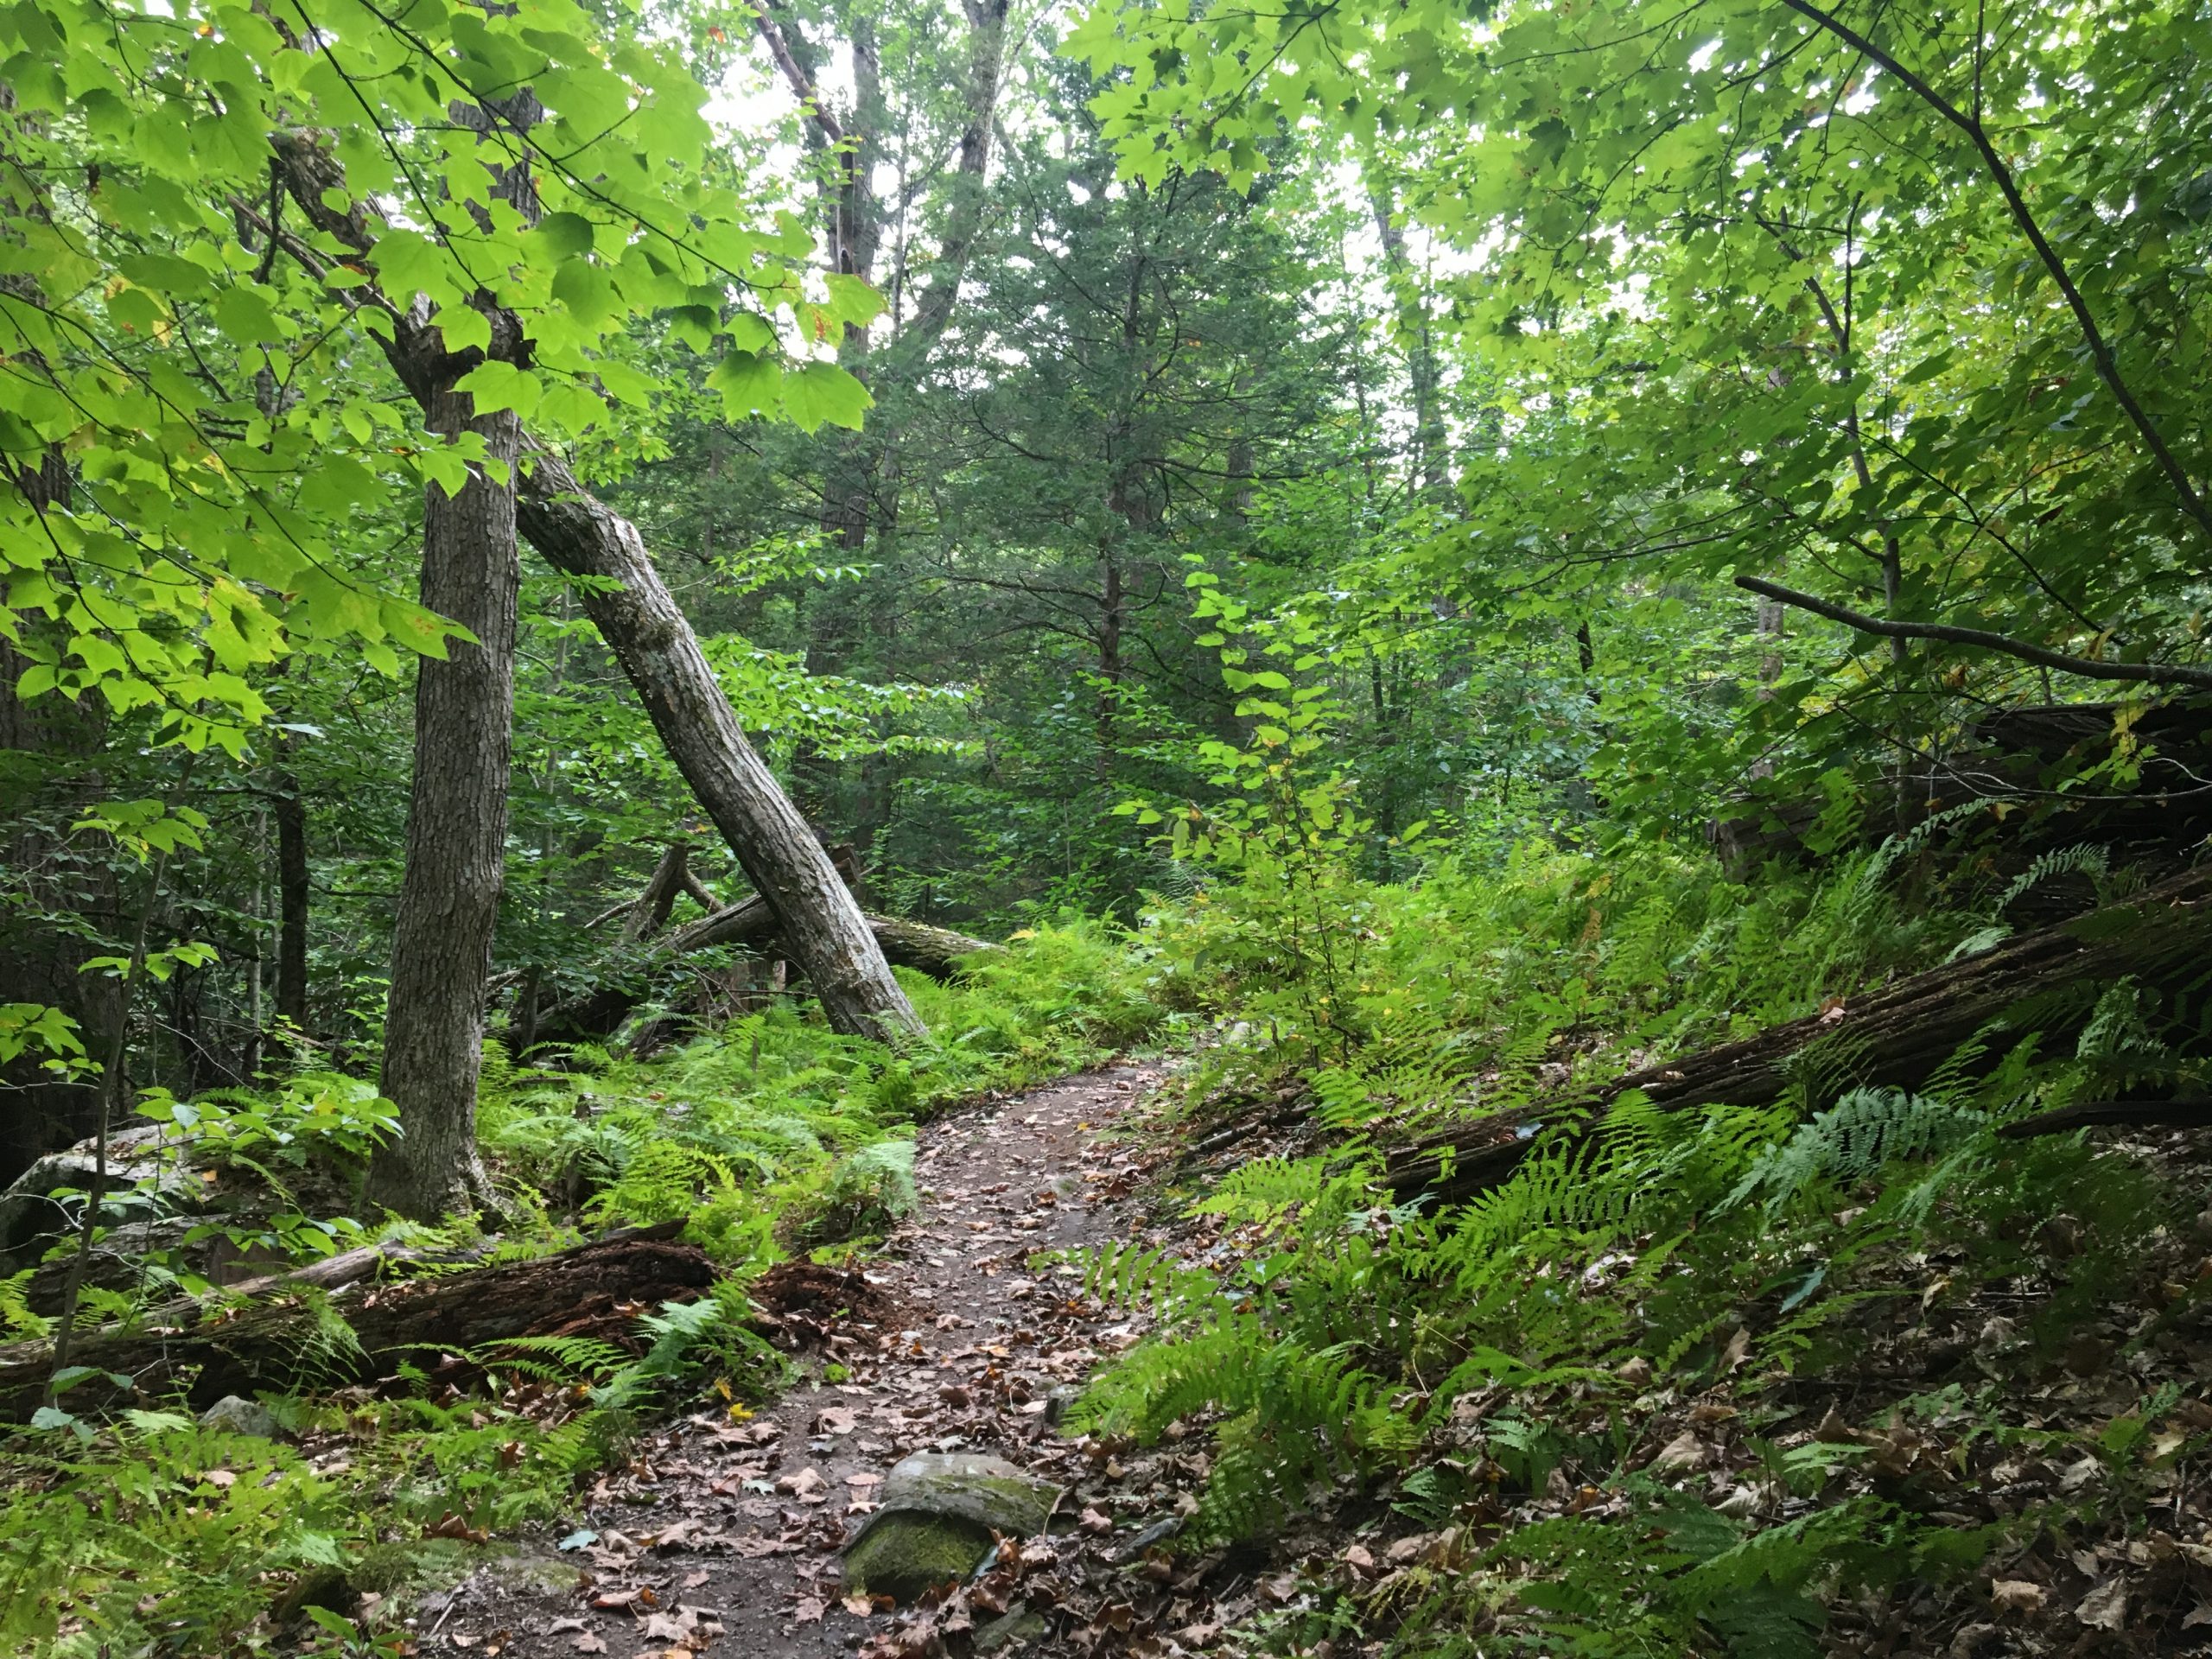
left=2075, top=1579, right=2128, bottom=1630
left=1649, top=1430, right=1709, bottom=1472
left=1990, top=1580, right=2045, bottom=1613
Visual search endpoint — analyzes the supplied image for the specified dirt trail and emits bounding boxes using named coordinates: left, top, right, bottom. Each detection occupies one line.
left=461, top=1064, right=1167, bottom=1659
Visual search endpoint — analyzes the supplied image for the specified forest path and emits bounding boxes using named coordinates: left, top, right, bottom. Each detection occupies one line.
left=461, top=1062, right=1168, bottom=1659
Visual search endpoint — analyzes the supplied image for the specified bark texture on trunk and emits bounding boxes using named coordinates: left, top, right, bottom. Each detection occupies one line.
left=514, top=449, right=920, bottom=1042
left=0, top=1224, right=712, bottom=1421
left=273, top=763, right=309, bottom=1029
left=372, top=385, right=523, bottom=1220
left=264, top=132, right=918, bottom=1048
left=1384, top=866, right=2212, bottom=1203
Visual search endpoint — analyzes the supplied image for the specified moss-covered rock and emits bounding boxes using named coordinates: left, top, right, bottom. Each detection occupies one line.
left=840, top=1452, right=1060, bottom=1604
left=842, top=1511, right=997, bottom=1604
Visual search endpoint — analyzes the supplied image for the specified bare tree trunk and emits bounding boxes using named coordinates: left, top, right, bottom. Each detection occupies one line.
left=264, top=135, right=918, bottom=1046
left=371, top=385, right=522, bottom=1220
left=621, top=843, right=695, bottom=943
left=273, top=762, right=309, bottom=1031
left=514, top=452, right=920, bottom=1042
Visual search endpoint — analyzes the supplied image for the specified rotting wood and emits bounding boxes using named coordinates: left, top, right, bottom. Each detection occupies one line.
left=1997, top=1098, right=2212, bottom=1138
left=0, top=1223, right=711, bottom=1421
left=527, top=904, right=995, bottom=1050
left=1384, top=867, right=2212, bottom=1204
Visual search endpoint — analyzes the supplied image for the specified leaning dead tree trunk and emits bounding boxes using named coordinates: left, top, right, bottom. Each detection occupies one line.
left=1386, top=867, right=2212, bottom=1204
left=512, top=451, right=920, bottom=1040
left=262, top=133, right=919, bottom=1046
left=0, top=1224, right=713, bottom=1422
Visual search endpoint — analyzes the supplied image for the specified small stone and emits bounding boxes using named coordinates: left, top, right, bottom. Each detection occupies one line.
left=974, top=1606, right=1047, bottom=1656
left=200, top=1395, right=281, bottom=1439
left=1041, top=1385, right=1080, bottom=1427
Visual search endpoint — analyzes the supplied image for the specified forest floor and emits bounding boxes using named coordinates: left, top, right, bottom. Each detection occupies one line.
left=436, top=1062, right=1289, bottom=1659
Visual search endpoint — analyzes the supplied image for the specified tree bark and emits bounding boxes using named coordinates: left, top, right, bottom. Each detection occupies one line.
left=260, top=133, right=919, bottom=1048
left=513, top=451, right=921, bottom=1042
left=622, top=843, right=696, bottom=943
left=371, top=384, right=523, bottom=1220
left=0, top=1224, right=713, bottom=1421
left=1383, top=866, right=2212, bottom=1203
left=273, top=762, right=309, bottom=1030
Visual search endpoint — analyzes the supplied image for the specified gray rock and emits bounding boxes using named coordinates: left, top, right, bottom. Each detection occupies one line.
left=975, top=1604, right=1048, bottom=1655
left=0, top=1124, right=189, bottom=1269
left=200, top=1395, right=281, bottom=1438
left=841, top=1452, right=1060, bottom=1604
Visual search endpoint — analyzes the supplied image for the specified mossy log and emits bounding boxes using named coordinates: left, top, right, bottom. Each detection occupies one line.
left=0, top=1224, right=712, bottom=1422
left=1384, top=867, right=2212, bottom=1204
left=527, top=906, right=995, bottom=1050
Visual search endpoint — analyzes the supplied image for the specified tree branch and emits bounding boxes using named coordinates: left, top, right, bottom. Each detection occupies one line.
left=748, top=0, right=842, bottom=149
left=1777, top=0, right=2212, bottom=547
left=1732, top=575, right=2212, bottom=689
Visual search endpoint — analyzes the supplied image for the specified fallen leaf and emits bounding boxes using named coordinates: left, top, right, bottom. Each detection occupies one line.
left=794, top=1597, right=825, bottom=1624
left=571, top=1637, right=605, bottom=1656
left=1078, top=1507, right=1116, bottom=1535
left=1649, top=1430, right=1709, bottom=1472
left=842, top=1595, right=874, bottom=1617
left=2075, top=1578, right=2128, bottom=1630
left=1990, top=1580, right=2045, bottom=1613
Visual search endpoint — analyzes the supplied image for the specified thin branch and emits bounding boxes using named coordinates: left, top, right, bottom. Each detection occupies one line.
left=1777, top=0, right=2212, bottom=546
left=1734, top=575, right=2212, bottom=689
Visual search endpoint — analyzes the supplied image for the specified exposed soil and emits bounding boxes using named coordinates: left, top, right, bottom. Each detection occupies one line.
left=440, top=1063, right=1193, bottom=1659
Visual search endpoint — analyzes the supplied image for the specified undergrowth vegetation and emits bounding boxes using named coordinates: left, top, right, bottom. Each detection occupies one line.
left=1070, top=842, right=2212, bottom=1655
left=0, top=921, right=1166, bottom=1656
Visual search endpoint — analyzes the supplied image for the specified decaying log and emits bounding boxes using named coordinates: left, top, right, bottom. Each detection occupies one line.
left=526, top=906, right=996, bottom=1051
left=1997, top=1098, right=2212, bottom=1138
left=1709, top=698, right=2212, bottom=906
left=264, top=131, right=918, bottom=1046
left=0, top=1223, right=711, bottom=1421
left=1385, top=867, right=2212, bottom=1204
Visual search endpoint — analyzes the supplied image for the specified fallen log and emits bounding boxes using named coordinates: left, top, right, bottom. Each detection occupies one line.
left=0, top=1223, right=712, bottom=1422
left=1709, top=697, right=2212, bottom=908
left=526, top=906, right=996, bottom=1051
left=1384, top=866, right=2212, bottom=1204
left=1997, top=1098, right=2212, bottom=1138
